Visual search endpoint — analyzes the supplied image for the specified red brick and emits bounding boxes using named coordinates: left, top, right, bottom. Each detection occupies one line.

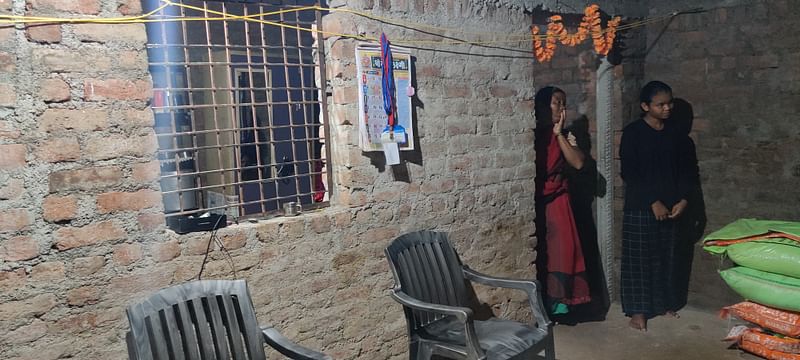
left=53, top=310, right=117, bottom=334
left=151, top=240, right=180, bottom=262
left=108, top=268, right=173, bottom=298
left=42, top=195, right=78, bottom=222
left=332, top=211, right=352, bottom=228
left=310, top=215, right=331, bottom=233
left=25, top=24, right=61, bottom=43
left=84, top=133, right=156, bottom=161
left=0, top=235, right=39, bottom=261
left=184, top=234, right=212, bottom=255
left=54, top=220, right=127, bottom=250
left=0, top=268, right=27, bottom=290
left=220, top=232, right=247, bottom=250
left=84, top=78, right=152, bottom=101
left=490, top=85, right=518, bottom=98
left=0, top=144, right=26, bottom=169
left=321, top=12, right=356, bottom=40
left=0, top=178, right=24, bottom=200
left=117, top=51, right=148, bottom=72
left=0, top=83, right=16, bottom=107
left=137, top=213, right=164, bottom=232
left=32, top=48, right=112, bottom=73
left=112, top=243, right=142, bottom=266
left=0, top=209, right=32, bottom=232
left=445, top=85, right=471, bottom=98
left=48, top=166, right=122, bottom=192
left=0, top=27, right=12, bottom=43
left=27, top=0, right=101, bottom=14
left=0, top=51, right=14, bottom=73
left=96, top=189, right=161, bottom=213
left=417, top=64, right=443, bottom=77
left=329, top=40, right=355, bottom=61
left=66, top=286, right=100, bottom=306
left=31, top=261, right=65, bottom=281
left=0, top=294, right=58, bottom=321
left=6, top=319, right=47, bottom=344
left=133, top=160, right=160, bottom=182
left=39, top=78, right=71, bottom=102
left=327, top=62, right=355, bottom=80
left=39, top=108, right=108, bottom=132
left=73, top=23, right=146, bottom=44
left=118, top=109, right=154, bottom=129
left=332, top=86, right=358, bottom=105
left=35, top=137, right=80, bottom=163
left=0, top=120, right=20, bottom=139
left=117, top=0, right=142, bottom=15
left=69, top=256, right=105, bottom=276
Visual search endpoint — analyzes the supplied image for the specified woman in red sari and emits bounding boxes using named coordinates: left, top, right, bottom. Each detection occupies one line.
left=534, top=86, right=591, bottom=318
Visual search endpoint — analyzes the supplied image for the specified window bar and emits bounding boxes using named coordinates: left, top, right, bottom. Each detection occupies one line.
left=264, top=4, right=281, bottom=212
left=258, top=3, right=277, bottom=212
left=161, top=3, right=187, bottom=215
left=279, top=9, right=302, bottom=204
left=201, top=1, right=230, bottom=216
left=315, top=5, right=333, bottom=203
left=179, top=2, right=202, bottom=216
left=294, top=6, right=313, bottom=203
left=221, top=1, right=243, bottom=219
left=242, top=4, right=267, bottom=215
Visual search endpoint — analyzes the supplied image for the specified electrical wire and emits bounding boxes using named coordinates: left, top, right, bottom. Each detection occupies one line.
left=0, top=0, right=682, bottom=49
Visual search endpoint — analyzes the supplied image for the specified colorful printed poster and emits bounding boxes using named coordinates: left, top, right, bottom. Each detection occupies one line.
left=355, top=43, right=415, bottom=152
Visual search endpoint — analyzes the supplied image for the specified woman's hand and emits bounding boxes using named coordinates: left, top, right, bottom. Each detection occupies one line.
left=651, top=201, right=670, bottom=221
left=669, top=199, right=689, bottom=219
left=553, top=108, right=566, bottom=135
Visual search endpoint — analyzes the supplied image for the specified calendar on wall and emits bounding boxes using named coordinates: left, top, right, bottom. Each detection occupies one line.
left=355, top=43, right=415, bottom=152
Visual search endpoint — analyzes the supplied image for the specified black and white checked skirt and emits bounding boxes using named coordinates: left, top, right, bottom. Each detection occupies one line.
left=621, top=209, right=678, bottom=318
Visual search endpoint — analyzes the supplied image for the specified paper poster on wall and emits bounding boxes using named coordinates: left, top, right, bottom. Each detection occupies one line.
left=355, top=43, right=415, bottom=152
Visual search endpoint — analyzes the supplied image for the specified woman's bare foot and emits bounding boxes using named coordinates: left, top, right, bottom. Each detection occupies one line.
left=666, top=311, right=680, bottom=319
left=629, top=314, right=647, bottom=332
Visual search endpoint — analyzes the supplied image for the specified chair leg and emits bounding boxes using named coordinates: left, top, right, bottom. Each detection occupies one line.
left=545, top=334, right=556, bottom=360
left=410, top=341, right=433, bottom=360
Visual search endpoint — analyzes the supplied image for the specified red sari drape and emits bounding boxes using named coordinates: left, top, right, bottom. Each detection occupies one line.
left=538, top=131, right=591, bottom=307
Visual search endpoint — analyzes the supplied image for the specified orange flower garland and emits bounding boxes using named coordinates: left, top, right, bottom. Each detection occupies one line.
left=531, top=4, right=621, bottom=63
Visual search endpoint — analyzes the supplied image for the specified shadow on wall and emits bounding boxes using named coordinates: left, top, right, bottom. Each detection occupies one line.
left=669, top=97, right=708, bottom=310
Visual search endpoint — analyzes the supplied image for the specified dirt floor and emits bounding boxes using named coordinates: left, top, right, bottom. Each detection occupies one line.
left=552, top=303, right=760, bottom=360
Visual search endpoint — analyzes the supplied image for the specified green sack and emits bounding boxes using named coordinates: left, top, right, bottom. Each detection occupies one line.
left=704, top=218, right=800, bottom=242
left=720, top=267, right=800, bottom=312
left=704, top=237, right=800, bottom=256
left=724, top=241, right=800, bottom=278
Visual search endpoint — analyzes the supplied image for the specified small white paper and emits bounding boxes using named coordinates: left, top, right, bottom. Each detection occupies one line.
left=382, top=142, right=400, bottom=165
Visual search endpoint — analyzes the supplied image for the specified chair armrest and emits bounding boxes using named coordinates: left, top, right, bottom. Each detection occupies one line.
left=390, top=289, right=475, bottom=321
left=390, top=290, right=485, bottom=359
left=462, top=266, right=552, bottom=331
left=261, top=325, right=332, bottom=360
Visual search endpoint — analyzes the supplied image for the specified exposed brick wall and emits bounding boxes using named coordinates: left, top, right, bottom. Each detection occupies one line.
left=0, top=1, right=538, bottom=359
left=642, top=0, right=800, bottom=310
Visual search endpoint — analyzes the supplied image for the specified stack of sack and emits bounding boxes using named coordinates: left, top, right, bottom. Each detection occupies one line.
left=704, top=219, right=800, bottom=360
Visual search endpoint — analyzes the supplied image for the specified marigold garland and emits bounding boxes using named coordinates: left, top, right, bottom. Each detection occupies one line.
left=531, top=4, right=621, bottom=63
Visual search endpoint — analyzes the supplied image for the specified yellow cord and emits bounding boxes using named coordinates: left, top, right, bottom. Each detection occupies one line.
left=0, top=1, right=675, bottom=48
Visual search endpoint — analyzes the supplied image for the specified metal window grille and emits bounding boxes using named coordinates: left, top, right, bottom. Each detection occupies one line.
left=142, top=0, right=331, bottom=226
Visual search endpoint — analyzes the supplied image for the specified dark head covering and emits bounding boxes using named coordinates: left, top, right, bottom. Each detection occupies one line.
left=534, top=86, right=564, bottom=126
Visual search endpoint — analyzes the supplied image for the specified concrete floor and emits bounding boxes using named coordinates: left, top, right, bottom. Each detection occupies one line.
left=553, top=303, right=760, bottom=360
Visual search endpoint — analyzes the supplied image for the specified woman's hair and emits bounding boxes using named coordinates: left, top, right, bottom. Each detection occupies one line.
left=639, top=81, right=672, bottom=104
left=534, top=86, right=565, bottom=124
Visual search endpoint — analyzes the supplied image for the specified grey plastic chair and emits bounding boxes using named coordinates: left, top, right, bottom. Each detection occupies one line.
left=385, top=231, right=555, bottom=360
left=125, top=279, right=331, bottom=360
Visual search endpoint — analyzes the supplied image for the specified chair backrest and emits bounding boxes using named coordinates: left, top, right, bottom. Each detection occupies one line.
left=126, top=280, right=266, bottom=360
left=385, top=231, right=470, bottom=329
